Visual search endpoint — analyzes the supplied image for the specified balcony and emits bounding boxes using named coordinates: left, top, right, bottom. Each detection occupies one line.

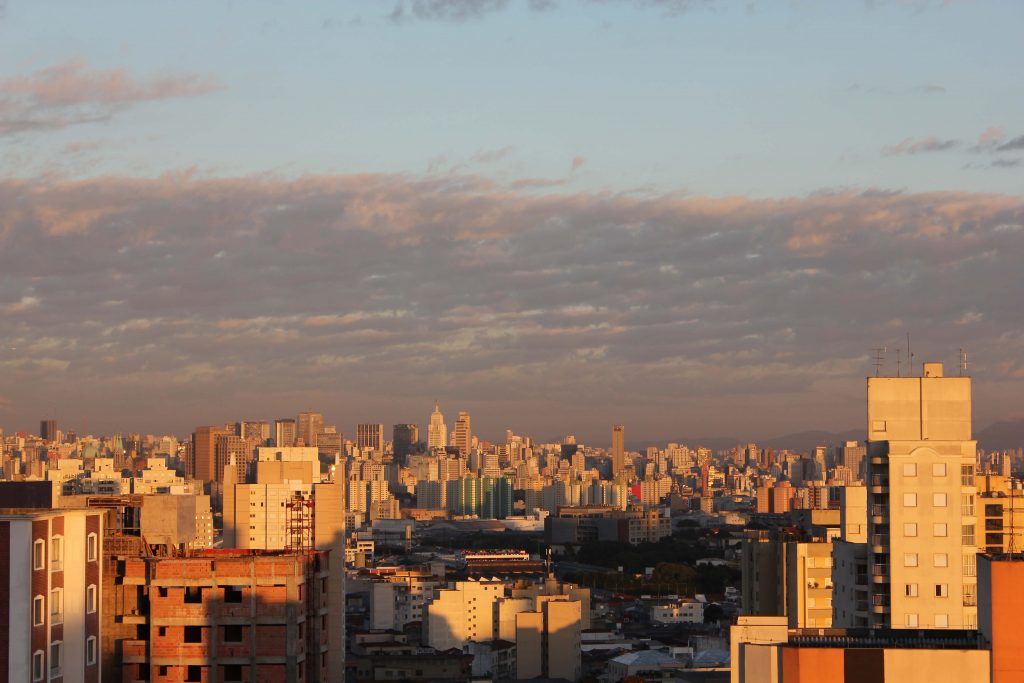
left=871, top=594, right=890, bottom=614
left=871, top=505, right=888, bottom=522
left=870, top=475, right=889, bottom=493
left=870, top=535, right=889, bottom=552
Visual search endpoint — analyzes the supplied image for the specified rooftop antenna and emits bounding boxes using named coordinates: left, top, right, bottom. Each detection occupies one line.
left=895, top=347, right=902, bottom=377
left=871, top=347, right=886, bottom=377
left=907, top=332, right=914, bottom=377
left=959, top=348, right=969, bottom=377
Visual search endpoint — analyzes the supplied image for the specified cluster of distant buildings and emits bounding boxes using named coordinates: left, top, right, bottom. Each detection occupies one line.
left=2, top=357, right=1023, bottom=681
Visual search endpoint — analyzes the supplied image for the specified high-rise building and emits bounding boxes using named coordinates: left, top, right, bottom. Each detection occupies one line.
left=393, top=423, right=419, bottom=465
left=238, top=420, right=271, bottom=444
left=427, top=402, right=447, bottom=451
left=40, top=419, right=57, bottom=442
left=452, top=411, right=472, bottom=457
left=191, top=425, right=227, bottom=482
left=863, top=361, right=977, bottom=629
left=611, top=424, right=625, bottom=478
left=214, top=433, right=255, bottom=483
left=297, top=411, right=324, bottom=447
left=839, top=440, right=867, bottom=481
left=0, top=507, right=105, bottom=683
left=274, top=418, right=296, bottom=448
left=118, top=549, right=330, bottom=683
left=356, top=423, right=385, bottom=452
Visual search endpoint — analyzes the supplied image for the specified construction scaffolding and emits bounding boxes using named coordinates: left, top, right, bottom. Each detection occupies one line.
left=285, top=491, right=316, bottom=554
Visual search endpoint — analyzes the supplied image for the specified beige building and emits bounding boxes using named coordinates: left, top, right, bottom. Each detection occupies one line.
left=741, top=530, right=834, bottom=628
left=220, top=450, right=347, bottom=678
left=515, top=598, right=582, bottom=681
left=864, top=362, right=978, bottom=629
left=424, top=578, right=505, bottom=650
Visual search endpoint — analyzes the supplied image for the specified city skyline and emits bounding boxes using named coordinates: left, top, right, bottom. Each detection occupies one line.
left=2, top=1, right=1023, bottom=440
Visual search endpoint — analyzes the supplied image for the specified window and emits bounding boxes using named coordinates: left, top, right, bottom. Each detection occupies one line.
left=873, top=420, right=887, bottom=432
left=962, top=494, right=975, bottom=516
left=905, top=583, right=919, bottom=597
left=186, top=666, right=202, bottom=682
left=904, top=523, right=918, bottom=537
left=906, top=613, right=919, bottom=627
left=184, top=626, right=203, bottom=643
left=935, top=613, right=949, bottom=628
left=32, top=651, right=44, bottom=682
left=933, top=463, right=947, bottom=477
left=962, top=465, right=975, bottom=487
left=87, top=533, right=98, bottom=562
left=33, top=595, right=45, bottom=626
left=903, top=493, right=918, bottom=507
left=935, top=584, right=949, bottom=597
left=223, top=586, right=243, bottom=603
left=86, top=584, right=97, bottom=613
left=33, top=540, right=45, bottom=570
left=86, top=636, right=97, bottom=666
left=158, top=627, right=167, bottom=637
left=934, top=553, right=949, bottom=568
left=903, top=463, right=918, bottom=477
left=224, top=664, right=243, bottom=682
left=50, top=641, right=62, bottom=678
left=962, top=524, right=976, bottom=546
left=964, top=553, right=977, bottom=577
left=50, top=589, right=63, bottom=625
left=223, top=625, right=243, bottom=643
left=184, top=586, right=203, bottom=604
left=50, top=537, right=63, bottom=571
left=158, top=666, right=169, bottom=677
left=933, top=523, right=948, bottom=537
left=964, top=583, right=977, bottom=606
left=904, top=553, right=919, bottom=567
left=934, top=492, right=948, bottom=507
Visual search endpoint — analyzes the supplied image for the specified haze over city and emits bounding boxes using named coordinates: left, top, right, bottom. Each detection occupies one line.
left=1, top=0, right=1023, bottom=441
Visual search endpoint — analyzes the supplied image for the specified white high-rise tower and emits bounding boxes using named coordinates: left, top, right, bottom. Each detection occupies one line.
left=428, top=401, right=447, bottom=451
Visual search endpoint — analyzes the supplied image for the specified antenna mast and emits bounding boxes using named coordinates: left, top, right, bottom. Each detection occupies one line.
left=907, top=332, right=914, bottom=377
left=960, top=348, right=969, bottom=376
left=895, top=347, right=902, bottom=377
left=871, top=347, right=886, bottom=377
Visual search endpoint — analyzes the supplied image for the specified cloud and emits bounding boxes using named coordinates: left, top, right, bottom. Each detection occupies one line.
left=0, top=59, right=222, bottom=136
left=881, top=136, right=958, bottom=156
left=471, top=145, right=514, bottom=163
left=388, top=0, right=512, bottom=22
left=996, top=136, right=1024, bottom=152
left=0, top=170, right=1023, bottom=438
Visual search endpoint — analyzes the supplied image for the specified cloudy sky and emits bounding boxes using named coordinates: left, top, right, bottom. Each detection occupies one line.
left=1, top=1, right=1022, bottom=444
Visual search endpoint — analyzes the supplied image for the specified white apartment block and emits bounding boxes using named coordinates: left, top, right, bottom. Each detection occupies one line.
left=865, top=362, right=978, bottom=629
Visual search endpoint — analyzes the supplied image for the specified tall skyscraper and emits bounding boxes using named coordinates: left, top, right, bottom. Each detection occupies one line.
left=297, top=411, right=324, bottom=447
left=611, top=424, right=625, bottom=478
left=39, top=419, right=57, bottom=442
left=393, top=423, right=419, bottom=465
left=192, top=425, right=227, bottom=482
left=274, top=418, right=296, bottom=448
left=357, top=423, right=385, bottom=452
left=452, top=411, right=472, bottom=457
left=428, top=402, right=447, bottom=451
left=864, top=361, right=977, bottom=629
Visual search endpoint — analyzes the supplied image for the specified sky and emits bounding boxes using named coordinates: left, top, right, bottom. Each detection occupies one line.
left=0, top=0, right=1022, bottom=444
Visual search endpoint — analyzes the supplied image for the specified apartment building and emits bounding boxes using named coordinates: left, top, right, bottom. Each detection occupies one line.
left=0, top=507, right=105, bottom=683
left=864, top=362, right=978, bottom=629
left=119, top=549, right=329, bottom=683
